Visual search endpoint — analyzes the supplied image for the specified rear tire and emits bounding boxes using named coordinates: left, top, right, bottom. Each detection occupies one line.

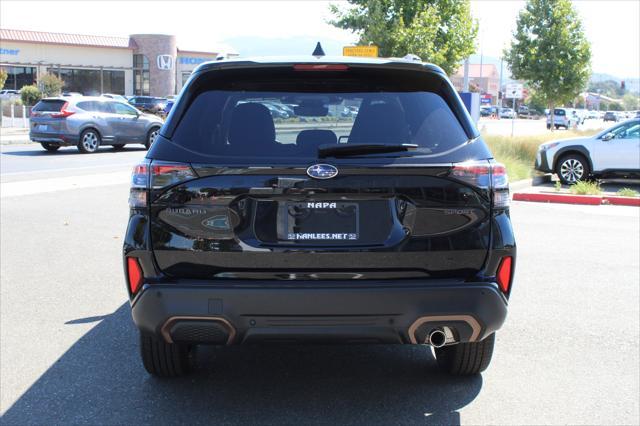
left=139, top=332, right=193, bottom=377
left=145, top=127, right=160, bottom=150
left=40, top=142, right=60, bottom=152
left=434, top=333, right=495, bottom=376
left=77, top=129, right=101, bottom=153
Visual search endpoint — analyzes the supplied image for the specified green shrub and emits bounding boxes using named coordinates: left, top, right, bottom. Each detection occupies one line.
left=20, top=85, right=42, bottom=106
left=617, top=188, right=639, bottom=197
left=0, top=68, right=7, bottom=90
left=39, top=73, right=65, bottom=97
left=570, top=181, right=601, bottom=195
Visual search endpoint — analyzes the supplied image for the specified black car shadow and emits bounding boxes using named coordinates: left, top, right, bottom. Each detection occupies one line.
left=2, top=146, right=148, bottom=156
left=2, top=304, right=482, bottom=425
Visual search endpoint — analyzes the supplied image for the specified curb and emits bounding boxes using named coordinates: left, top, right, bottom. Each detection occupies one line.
left=509, top=175, right=550, bottom=192
left=513, top=192, right=640, bottom=206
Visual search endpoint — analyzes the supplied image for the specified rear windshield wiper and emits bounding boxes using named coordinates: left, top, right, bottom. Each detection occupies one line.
left=318, top=143, right=419, bottom=158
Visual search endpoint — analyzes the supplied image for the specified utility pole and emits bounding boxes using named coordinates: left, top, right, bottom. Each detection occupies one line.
left=463, top=58, right=470, bottom=92
left=499, top=58, right=504, bottom=107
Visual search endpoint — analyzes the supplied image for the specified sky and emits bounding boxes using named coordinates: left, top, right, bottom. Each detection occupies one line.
left=1, top=0, right=639, bottom=78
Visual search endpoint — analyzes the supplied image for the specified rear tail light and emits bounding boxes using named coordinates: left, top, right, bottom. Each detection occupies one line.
left=451, top=161, right=510, bottom=208
left=128, top=160, right=196, bottom=207
left=127, top=257, right=143, bottom=295
left=50, top=102, right=75, bottom=118
left=496, top=256, right=513, bottom=293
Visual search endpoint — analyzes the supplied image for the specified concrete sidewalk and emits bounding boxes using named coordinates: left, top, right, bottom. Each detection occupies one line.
left=0, top=127, right=30, bottom=145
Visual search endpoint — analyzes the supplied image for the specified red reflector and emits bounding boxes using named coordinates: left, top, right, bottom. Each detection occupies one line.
left=151, top=164, right=192, bottom=175
left=293, top=64, right=349, bottom=71
left=127, top=257, right=143, bottom=294
left=496, top=256, right=513, bottom=293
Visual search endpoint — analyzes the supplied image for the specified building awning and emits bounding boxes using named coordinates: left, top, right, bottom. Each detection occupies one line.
left=0, top=29, right=137, bottom=50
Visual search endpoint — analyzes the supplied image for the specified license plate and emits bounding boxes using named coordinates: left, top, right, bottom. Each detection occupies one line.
left=285, top=201, right=359, bottom=241
left=36, top=125, right=49, bottom=132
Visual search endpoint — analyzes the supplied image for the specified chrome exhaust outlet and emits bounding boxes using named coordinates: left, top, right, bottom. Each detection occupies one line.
left=428, top=329, right=447, bottom=348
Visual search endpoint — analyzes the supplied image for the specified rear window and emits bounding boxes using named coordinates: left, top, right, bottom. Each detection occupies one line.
left=155, top=66, right=488, bottom=165
left=33, top=100, right=66, bottom=112
left=554, top=109, right=566, bottom=116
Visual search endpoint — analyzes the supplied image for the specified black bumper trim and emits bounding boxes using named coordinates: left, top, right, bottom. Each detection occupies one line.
left=131, top=281, right=508, bottom=345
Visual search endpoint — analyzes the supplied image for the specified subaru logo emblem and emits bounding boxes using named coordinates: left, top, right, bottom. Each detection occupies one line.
left=307, top=164, right=338, bottom=179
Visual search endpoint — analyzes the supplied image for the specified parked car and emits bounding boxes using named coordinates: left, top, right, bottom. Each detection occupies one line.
left=129, top=96, right=167, bottom=114
left=603, top=111, right=618, bottom=122
left=480, top=106, right=492, bottom=117
left=0, top=89, right=20, bottom=100
left=101, top=93, right=129, bottom=103
left=61, top=92, right=83, bottom=97
left=161, top=99, right=174, bottom=117
left=124, top=56, right=516, bottom=378
left=535, top=118, right=640, bottom=184
left=29, top=97, right=163, bottom=153
left=499, top=107, right=516, bottom=119
left=546, top=108, right=575, bottom=129
left=586, top=110, right=600, bottom=120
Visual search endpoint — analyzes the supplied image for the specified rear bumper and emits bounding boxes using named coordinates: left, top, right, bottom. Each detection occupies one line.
left=29, top=132, right=78, bottom=145
left=131, top=281, right=508, bottom=345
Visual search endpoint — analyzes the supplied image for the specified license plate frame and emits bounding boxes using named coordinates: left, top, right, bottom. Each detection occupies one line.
left=284, top=201, right=359, bottom=242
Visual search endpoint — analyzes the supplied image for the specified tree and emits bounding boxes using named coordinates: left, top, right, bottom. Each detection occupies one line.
left=39, top=73, right=65, bottom=97
left=20, top=85, right=42, bottom=106
left=504, top=0, right=591, bottom=129
left=0, top=68, right=7, bottom=91
left=329, top=0, right=477, bottom=75
left=622, top=93, right=640, bottom=111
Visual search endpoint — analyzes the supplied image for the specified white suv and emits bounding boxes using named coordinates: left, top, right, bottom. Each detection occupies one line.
left=535, top=119, right=640, bottom=184
left=546, top=108, right=576, bottom=130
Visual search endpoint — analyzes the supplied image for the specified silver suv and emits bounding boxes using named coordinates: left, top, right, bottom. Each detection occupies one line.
left=29, top=97, right=163, bottom=153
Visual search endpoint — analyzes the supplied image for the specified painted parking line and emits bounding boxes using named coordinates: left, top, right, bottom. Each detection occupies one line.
left=1, top=171, right=130, bottom=198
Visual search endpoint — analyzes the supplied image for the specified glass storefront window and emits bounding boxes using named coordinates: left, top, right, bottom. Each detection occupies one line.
left=133, top=54, right=150, bottom=96
left=103, top=70, right=125, bottom=95
left=2, top=66, right=36, bottom=90
left=46, top=68, right=125, bottom=95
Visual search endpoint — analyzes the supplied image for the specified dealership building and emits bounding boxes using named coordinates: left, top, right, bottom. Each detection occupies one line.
left=0, top=29, right=237, bottom=97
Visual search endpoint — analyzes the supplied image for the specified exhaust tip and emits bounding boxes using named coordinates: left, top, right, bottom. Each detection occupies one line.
left=428, top=329, right=447, bottom=348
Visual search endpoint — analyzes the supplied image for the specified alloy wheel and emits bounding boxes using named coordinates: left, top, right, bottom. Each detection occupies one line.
left=82, top=132, right=99, bottom=152
left=560, top=158, right=584, bottom=183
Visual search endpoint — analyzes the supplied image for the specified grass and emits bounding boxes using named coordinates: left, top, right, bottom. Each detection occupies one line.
left=617, top=188, right=640, bottom=197
left=483, top=129, right=602, bottom=182
left=569, top=180, right=602, bottom=195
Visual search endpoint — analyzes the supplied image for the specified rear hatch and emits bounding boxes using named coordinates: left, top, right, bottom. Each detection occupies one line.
left=140, top=62, right=505, bottom=281
left=30, top=99, right=74, bottom=133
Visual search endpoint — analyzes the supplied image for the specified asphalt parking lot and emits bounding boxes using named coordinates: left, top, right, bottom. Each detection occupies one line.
left=1, top=145, right=639, bottom=425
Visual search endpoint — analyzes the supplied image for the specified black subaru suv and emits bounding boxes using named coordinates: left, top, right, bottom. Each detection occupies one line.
left=123, top=57, right=516, bottom=377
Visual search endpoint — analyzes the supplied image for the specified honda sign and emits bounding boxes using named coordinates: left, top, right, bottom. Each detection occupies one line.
left=156, top=54, right=174, bottom=71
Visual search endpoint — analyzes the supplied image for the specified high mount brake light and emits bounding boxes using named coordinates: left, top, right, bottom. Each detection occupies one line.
left=496, top=256, right=513, bottom=293
left=451, top=161, right=510, bottom=208
left=293, top=64, right=350, bottom=71
left=50, top=102, right=75, bottom=118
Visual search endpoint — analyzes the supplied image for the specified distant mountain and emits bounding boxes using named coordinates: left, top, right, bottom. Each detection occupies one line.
left=591, top=73, right=639, bottom=94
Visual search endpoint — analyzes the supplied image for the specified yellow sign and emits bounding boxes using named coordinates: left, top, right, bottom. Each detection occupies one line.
left=343, top=45, right=379, bottom=58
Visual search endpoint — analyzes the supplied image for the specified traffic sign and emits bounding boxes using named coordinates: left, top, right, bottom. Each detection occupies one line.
left=505, top=83, right=524, bottom=99
left=343, top=45, right=379, bottom=58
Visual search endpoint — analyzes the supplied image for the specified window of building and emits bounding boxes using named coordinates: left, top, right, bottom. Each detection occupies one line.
left=133, top=54, right=150, bottom=96
left=182, top=72, right=191, bottom=87
left=2, top=67, right=37, bottom=90
left=46, top=68, right=125, bottom=95
left=48, top=68, right=100, bottom=95
left=103, top=70, right=125, bottom=95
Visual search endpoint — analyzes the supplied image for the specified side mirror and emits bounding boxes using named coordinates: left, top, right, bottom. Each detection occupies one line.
left=602, top=132, right=614, bottom=141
